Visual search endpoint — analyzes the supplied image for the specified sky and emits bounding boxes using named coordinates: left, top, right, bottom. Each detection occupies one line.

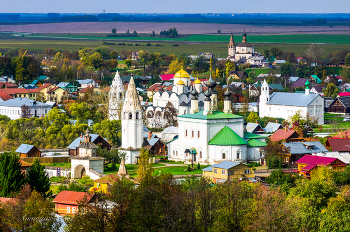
left=2, top=0, right=350, bottom=14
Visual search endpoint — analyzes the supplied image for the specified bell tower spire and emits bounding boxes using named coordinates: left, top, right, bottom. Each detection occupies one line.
left=228, top=32, right=235, bottom=57
left=109, top=70, right=125, bottom=120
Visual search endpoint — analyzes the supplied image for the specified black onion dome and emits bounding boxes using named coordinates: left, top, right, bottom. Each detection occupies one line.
left=224, top=88, right=231, bottom=100
left=204, top=89, right=212, bottom=101
left=191, top=88, right=198, bottom=100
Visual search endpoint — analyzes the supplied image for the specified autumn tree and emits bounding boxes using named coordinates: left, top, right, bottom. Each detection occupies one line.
left=247, top=111, right=259, bottom=123
left=164, top=101, right=178, bottom=127
left=137, top=148, right=153, bottom=183
left=169, top=59, right=183, bottom=74
left=306, top=44, right=324, bottom=65
left=323, top=83, right=340, bottom=99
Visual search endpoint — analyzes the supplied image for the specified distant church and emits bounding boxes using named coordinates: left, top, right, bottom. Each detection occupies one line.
left=227, top=30, right=255, bottom=62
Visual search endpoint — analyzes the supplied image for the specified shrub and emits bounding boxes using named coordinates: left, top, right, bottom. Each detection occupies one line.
left=172, top=44, right=179, bottom=47
left=187, top=164, right=191, bottom=172
left=197, top=162, right=201, bottom=170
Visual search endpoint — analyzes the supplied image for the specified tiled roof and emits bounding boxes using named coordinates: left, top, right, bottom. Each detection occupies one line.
left=37, top=83, right=52, bottom=91
left=247, top=139, right=267, bottom=147
left=15, top=144, right=35, bottom=154
left=52, top=191, right=94, bottom=205
left=296, top=155, right=338, bottom=166
left=327, top=138, right=350, bottom=152
left=0, top=82, right=18, bottom=88
left=79, top=87, right=94, bottom=93
left=147, top=83, right=163, bottom=91
left=267, top=92, right=319, bottom=107
left=78, top=142, right=99, bottom=149
left=0, top=92, right=13, bottom=101
left=0, top=88, right=31, bottom=94
left=209, top=127, right=247, bottom=146
left=202, top=161, right=241, bottom=172
left=47, top=86, right=59, bottom=94
left=178, top=111, right=243, bottom=120
left=291, top=78, right=308, bottom=88
left=270, top=129, right=299, bottom=141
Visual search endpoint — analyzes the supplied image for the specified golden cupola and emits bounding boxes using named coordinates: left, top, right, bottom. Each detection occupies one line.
left=174, top=68, right=191, bottom=78
left=177, top=78, right=185, bottom=85
left=194, top=77, right=202, bottom=84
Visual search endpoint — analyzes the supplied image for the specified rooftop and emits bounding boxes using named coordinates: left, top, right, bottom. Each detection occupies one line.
left=267, top=92, right=318, bottom=107
left=247, top=139, right=267, bottom=147
left=202, top=161, right=241, bottom=172
left=296, top=155, right=340, bottom=166
left=52, top=191, right=94, bottom=205
left=209, top=126, right=247, bottom=146
left=178, top=111, right=243, bottom=120
left=0, top=98, right=51, bottom=108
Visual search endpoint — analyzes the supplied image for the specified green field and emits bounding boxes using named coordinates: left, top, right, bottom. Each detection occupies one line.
left=0, top=37, right=349, bottom=57
left=27, top=33, right=350, bottom=44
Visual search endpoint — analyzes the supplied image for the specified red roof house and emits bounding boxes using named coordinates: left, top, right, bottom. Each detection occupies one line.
left=326, top=138, right=350, bottom=152
left=269, top=129, right=303, bottom=142
left=0, top=92, right=13, bottom=101
left=339, top=92, right=350, bottom=97
left=296, top=155, right=346, bottom=178
left=160, top=74, right=175, bottom=81
left=333, top=129, right=350, bottom=138
left=52, top=191, right=95, bottom=215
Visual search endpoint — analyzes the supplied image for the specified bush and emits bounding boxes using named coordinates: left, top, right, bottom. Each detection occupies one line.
left=197, top=162, right=201, bottom=170
left=187, top=164, right=191, bottom=172
left=146, top=43, right=151, bottom=46
left=50, top=176, right=66, bottom=183
left=155, top=44, right=162, bottom=46
left=58, top=181, right=87, bottom=193
left=172, top=44, right=179, bottom=47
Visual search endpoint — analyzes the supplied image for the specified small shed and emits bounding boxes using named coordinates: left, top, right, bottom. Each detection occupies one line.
left=15, top=144, right=41, bottom=158
left=246, top=123, right=265, bottom=134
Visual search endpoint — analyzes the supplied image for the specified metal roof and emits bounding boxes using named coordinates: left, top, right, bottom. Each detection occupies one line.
left=0, top=98, right=51, bottom=108
left=283, top=142, right=328, bottom=155
left=267, top=92, right=318, bottom=107
left=209, top=126, right=247, bottom=146
left=247, top=139, right=267, bottom=147
left=244, top=132, right=265, bottom=139
left=246, top=123, right=264, bottom=133
left=178, top=111, right=243, bottom=120
left=67, top=134, right=100, bottom=149
left=202, top=161, right=241, bottom=172
left=16, top=144, right=35, bottom=154
left=162, top=126, right=178, bottom=134
left=264, top=122, right=282, bottom=133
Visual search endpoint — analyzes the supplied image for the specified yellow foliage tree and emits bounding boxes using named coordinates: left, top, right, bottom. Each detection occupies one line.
left=169, top=59, right=183, bottom=74
left=136, top=148, right=153, bottom=183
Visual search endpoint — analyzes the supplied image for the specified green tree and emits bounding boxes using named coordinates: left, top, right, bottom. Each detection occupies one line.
left=112, top=28, right=117, bottom=34
left=68, top=102, right=93, bottom=123
left=137, top=148, right=153, bottom=184
left=110, top=50, right=118, bottom=59
left=26, top=159, right=51, bottom=197
left=247, top=111, right=259, bottom=123
left=280, top=61, right=292, bottom=77
left=0, top=152, right=26, bottom=197
left=323, top=83, right=339, bottom=99
left=124, top=58, right=132, bottom=68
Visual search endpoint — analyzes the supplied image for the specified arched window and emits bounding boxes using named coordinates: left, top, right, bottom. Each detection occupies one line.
left=222, top=153, right=226, bottom=159
left=237, top=150, right=241, bottom=159
left=129, top=113, right=132, bottom=119
left=200, top=151, right=202, bottom=159
left=198, top=131, right=200, bottom=138
left=136, top=112, right=139, bottom=119
left=191, top=131, right=194, bottom=138
left=176, top=151, right=178, bottom=156
left=185, top=130, right=188, bottom=137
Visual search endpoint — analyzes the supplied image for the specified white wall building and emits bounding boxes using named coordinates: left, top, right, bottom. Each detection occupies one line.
left=259, top=79, right=324, bottom=125
left=227, top=30, right=256, bottom=62
left=0, top=98, right=52, bottom=120
left=167, top=81, right=266, bottom=165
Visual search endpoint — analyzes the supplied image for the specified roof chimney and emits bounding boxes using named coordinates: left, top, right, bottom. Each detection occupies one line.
left=285, top=126, right=288, bottom=132
left=276, top=119, right=278, bottom=123
left=148, top=131, right=152, bottom=140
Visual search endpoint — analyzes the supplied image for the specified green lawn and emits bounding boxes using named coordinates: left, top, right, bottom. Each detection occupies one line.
left=153, top=165, right=209, bottom=176
left=43, top=162, right=71, bottom=168
left=158, top=160, right=185, bottom=164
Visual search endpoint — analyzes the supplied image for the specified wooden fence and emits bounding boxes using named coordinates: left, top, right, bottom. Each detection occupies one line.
left=20, top=157, right=70, bottom=164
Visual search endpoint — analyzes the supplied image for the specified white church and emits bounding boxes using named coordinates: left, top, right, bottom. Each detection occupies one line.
left=259, top=79, right=324, bottom=125
left=227, top=30, right=255, bottom=62
left=167, top=78, right=266, bottom=165
left=109, top=70, right=125, bottom=120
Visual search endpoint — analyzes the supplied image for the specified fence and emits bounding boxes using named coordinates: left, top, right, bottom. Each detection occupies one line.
left=21, top=157, right=70, bottom=163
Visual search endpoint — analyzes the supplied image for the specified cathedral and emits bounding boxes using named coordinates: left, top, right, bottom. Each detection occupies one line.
left=167, top=79, right=266, bottom=165
left=227, top=30, right=255, bottom=62
left=145, top=68, right=206, bottom=128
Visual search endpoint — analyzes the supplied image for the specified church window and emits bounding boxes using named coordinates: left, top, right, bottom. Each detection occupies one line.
left=222, top=153, right=226, bottom=159
left=185, top=130, right=188, bottom=137
left=200, top=151, right=202, bottom=159
left=198, top=131, right=200, bottom=138
left=176, top=151, right=178, bottom=156
left=184, top=110, right=186, bottom=114
left=192, top=131, right=194, bottom=138
left=173, top=151, right=175, bottom=156
left=129, top=113, right=132, bottom=119
left=136, top=112, right=139, bottom=119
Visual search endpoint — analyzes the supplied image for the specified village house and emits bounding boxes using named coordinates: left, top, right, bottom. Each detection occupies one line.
left=278, top=142, right=328, bottom=165
left=296, top=155, right=347, bottom=178
left=142, top=132, right=167, bottom=157
left=327, top=97, right=350, bottom=114
left=269, top=129, right=303, bottom=142
left=15, top=144, right=41, bottom=158
left=203, top=161, right=255, bottom=183
left=264, top=122, right=283, bottom=133
left=326, top=138, right=350, bottom=153
left=67, top=133, right=111, bottom=156
left=0, top=92, right=13, bottom=101
left=0, top=98, right=52, bottom=120
left=0, top=88, right=39, bottom=100
left=227, top=70, right=248, bottom=81
left=53, top=191, right=96, bottom=216
left=246, top=122, right=265, bottom=134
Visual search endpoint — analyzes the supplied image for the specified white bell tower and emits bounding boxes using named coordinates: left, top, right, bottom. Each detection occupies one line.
left=259, top=80, right=270, bottom=118
left=121, top=75, right=143, bottom=150
left=109, top=70, right=125, bottom=120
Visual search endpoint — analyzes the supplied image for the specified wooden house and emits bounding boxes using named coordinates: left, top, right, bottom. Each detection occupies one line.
left=53, top=191, right=95, bottom=216
left=326, top=138, right=350, bottom=152
left=203, top=161, right=254, bottom=183
left=327, top=97, right=350, bottom=114
left=269, top=129, right=303, bottom=143
left=296, top=155, right=346, bottom=179
left=15, top=144, right=41, bottom=158
left=19, top=160, right=32, bottom=175
left=227, top=70, right=248, bottom=80
left=67, top=134, right=111, bottom=156
left=142, top=132, right=166, bottom=157
left=246, top=123, right=265, bottom=134
left=278, top=142, right=328, bottom=165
